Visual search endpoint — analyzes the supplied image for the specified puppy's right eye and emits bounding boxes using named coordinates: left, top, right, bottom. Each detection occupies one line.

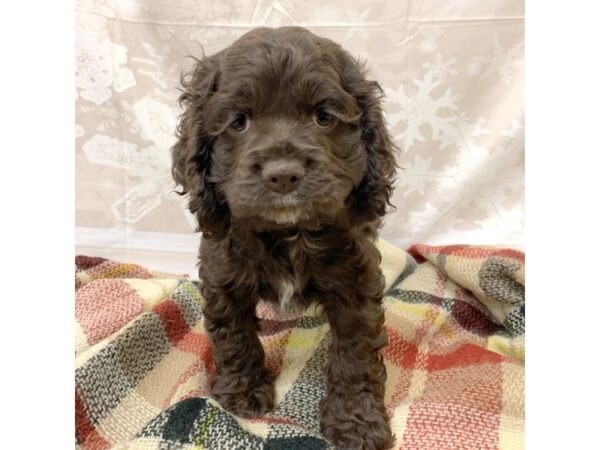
left=313, top=107, right=336, bottom=128
left=230, top=113, right=249, bottom=132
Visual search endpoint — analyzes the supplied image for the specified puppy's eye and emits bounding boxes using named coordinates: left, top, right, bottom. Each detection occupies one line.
left=230, top=113, right=249, bottom=132
left=313, top=108, right=336, bottom=128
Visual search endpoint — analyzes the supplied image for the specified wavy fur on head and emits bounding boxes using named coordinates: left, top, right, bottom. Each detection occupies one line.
left=172, top=26, right=397, bottom=450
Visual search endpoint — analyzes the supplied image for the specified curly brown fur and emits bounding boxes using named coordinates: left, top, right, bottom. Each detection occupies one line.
left=172, top=26, right=397, bottom=450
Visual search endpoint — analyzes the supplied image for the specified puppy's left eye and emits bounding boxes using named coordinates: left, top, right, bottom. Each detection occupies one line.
left=313, top=108, right=336, bottom=128
left=231, top=113, right=249, bottom=132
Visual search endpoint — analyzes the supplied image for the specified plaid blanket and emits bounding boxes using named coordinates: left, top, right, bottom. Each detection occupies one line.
left=75, top=241, right=524, bottom=450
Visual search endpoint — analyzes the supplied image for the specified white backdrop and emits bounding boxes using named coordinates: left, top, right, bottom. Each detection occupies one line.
left=75, top=0, right=524, bottom=274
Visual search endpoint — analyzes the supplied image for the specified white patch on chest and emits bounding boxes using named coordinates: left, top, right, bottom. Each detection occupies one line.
left=278, top=278, right=297, bottom=312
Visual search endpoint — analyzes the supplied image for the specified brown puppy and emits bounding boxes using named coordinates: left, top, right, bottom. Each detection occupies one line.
left=172, top=26, right=396, bottom=450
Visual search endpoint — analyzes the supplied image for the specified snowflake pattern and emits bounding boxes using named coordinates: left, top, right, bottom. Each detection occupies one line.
left=471, top=38, right=524, bottom=86
left=437, top=119, right=524, bottom=234
left=81, top=97, right=192, bottom=225
left=396, top=156, right=445, bottom=198
left=76, top=3, right=524, bottom=249
left=387, top=70, right=460, bottom=150
left=423, top=53, right=458, bottom=83
left=76, top=29, right=136, bottom=105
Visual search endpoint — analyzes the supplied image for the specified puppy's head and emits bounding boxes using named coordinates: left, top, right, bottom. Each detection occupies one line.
left=172, top=27, right=396, bottom=238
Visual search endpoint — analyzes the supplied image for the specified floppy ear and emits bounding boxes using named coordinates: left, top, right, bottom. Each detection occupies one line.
left=335, top=49, right=397, bottom=226
left=171, top=53, right=230, bottom=239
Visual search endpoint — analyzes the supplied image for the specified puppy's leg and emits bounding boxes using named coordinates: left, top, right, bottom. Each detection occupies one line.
left=320, top=290, right=394, bottom=450
left=202, top=285, right=274, bottom=417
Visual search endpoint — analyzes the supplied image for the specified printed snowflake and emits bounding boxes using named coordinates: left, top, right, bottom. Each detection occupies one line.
left=383, top=52, right=519, bottom=242
left=441, top=118, right=490, bottom=161
left=396, top=156, right=447, bottom=198
left=132, top=97, right=176, bottom=150
left=442, top=119, right=520, bottom=197
left=438, top=118, right=524, bottom=235
left=396, top=156, right=434, bottom=197
left=472, top=38, right=524, bottom=86
left=81, top=97, right=195, bottom=228
left=423, top=53, right=458, bottom=83
left=399, top=120, right=489, bottom=235
left=76, top=29, right=136, bottom=105
left=386, top=70, right=460, bottom=150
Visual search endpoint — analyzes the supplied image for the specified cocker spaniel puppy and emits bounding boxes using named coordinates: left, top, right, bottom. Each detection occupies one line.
left=172, top=27, right=396, bottom=450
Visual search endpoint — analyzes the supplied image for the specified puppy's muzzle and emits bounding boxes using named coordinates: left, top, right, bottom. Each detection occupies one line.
left=262, top=159, right=305, bottom=194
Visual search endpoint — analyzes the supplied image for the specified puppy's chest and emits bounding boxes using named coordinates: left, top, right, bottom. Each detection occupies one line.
left=275, top=274, right=300, bottom=312
left=262, top=240, right=314, bottom=311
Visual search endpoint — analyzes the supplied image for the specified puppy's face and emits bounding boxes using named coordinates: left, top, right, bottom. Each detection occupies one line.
left=173, top=27, right=396, bottom=237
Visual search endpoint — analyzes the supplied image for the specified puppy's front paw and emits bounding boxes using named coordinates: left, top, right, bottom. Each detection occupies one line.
left=211, top=371, right=274, bottom=418
left=320, top=390, right=394, bottom=450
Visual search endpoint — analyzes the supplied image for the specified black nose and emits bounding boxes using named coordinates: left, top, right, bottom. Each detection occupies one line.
left=262, top=159, right=305, bottom=194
